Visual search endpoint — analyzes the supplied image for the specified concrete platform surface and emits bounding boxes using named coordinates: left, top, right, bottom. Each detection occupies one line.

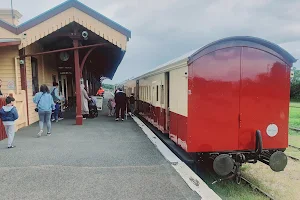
left=0, top=94, right=201, bottom=200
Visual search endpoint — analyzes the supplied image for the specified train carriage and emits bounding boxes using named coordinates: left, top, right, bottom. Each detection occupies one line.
left=124, top=36, right=296, bottom=182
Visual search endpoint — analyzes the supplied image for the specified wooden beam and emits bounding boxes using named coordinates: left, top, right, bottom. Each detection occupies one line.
left=20, top=42, right=112, bottom=58
left=0, top=41, right=20, bottom=47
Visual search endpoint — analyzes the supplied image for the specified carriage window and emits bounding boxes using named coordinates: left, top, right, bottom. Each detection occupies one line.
left=142, top=87, right=144, bottom=101
left=156, top=85, right=159, bottom=101
left=160, top=85, right=164, bottom=104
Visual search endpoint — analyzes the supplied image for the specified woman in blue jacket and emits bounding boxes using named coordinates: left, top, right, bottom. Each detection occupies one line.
left=33, top=84, right=55, bottom=137
left=0, top=96, right=19, bottom=148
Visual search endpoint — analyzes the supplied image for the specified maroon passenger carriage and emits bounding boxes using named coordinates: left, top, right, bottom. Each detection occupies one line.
left=122, top=36, right=296, bottom=182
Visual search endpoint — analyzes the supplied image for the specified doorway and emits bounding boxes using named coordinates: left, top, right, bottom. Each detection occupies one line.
left=165, top=72, right=170, bottom=132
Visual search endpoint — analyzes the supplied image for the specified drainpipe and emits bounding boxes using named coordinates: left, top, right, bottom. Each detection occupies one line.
left=14, top=56, right=19, bottom=94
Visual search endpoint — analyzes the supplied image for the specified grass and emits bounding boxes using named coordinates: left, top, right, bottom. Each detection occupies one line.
left=210, top=181, right=268, bottom=200
left=289, top=130, right=300, bottom=147
left=287, top=130, right=300, bottom=159
left=200, top=171, right=268, bottom=200
left=289, top=105, right=300, bottom=128
left=209, top=103, right=300, bottom=200
left=197, top=101, right=300, bottom=200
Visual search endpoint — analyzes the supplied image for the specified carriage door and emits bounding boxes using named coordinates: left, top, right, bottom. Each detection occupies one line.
left=165, top=72, right=170, bottom=132
left=239, top=47, right=290, bottom=150
left=136, top=80, right=139, bottom=112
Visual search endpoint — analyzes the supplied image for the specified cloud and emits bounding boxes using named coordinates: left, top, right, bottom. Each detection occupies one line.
left=2, top=0, right=300, bottom=83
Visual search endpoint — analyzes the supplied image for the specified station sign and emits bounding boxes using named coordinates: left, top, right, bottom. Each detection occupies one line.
left=58, top=66, right=73, bottom=75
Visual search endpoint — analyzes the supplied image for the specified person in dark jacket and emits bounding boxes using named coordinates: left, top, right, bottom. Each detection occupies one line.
left=0, top=96, right=19, bottom=148
left=114, top=88, right=127, bottom=121
left=129, top=93, right=135, bottom=116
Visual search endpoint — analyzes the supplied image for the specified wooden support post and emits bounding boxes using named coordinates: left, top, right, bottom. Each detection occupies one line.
left=19, top=49, right=29, bottom=126
left=73, top=40, right=83, bottom=125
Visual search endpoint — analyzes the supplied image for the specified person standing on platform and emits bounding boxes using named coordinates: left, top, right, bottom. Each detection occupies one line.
left=96, top=87, right=104, bottom=97
left=129, top=93, right=135, bottom=116
left=50, top=82, right=62, bottom=122
left=0, top=96, right=19, bottom=148
left=114, top=88, right=126, bottom=121
left=34, top=85, right=55, bottom=137
left=81, top=84, right=91, bottom=119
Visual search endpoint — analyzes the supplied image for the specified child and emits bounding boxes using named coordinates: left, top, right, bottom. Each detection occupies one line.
left=0, top=96, right=19, bottom=148
left=107, top=98, right=114, bottom=116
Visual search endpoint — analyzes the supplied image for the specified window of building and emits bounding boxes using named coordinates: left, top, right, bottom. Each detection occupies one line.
left=31, top=58, right=39, bottom=95
left=161, top=85, right=164, bottom=104
left=52, top=75, right=56, bottom=83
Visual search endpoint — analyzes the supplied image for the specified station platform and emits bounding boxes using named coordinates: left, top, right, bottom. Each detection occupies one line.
left=0, top=93, right=220, bottom=200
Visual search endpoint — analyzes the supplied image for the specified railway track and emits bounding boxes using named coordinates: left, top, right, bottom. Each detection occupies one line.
left=241, top=177, right=275, bottom=200
left=288, top=145, right=300, bottom=161
left=137, top=114, right=281, bottom=200
left=289, top=127, right=300, bottom=132
left=289, top=144, right=300, bottom=151
left=203, top=165, right=277, bottom=200
left=287, top=155, right=300, bottom=161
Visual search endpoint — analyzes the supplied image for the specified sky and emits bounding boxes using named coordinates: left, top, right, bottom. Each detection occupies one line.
left=2, top=0, right=300, bottom=84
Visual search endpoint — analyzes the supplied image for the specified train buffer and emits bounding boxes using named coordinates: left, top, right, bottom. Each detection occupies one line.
left=0, top=94, right=220, bottom=200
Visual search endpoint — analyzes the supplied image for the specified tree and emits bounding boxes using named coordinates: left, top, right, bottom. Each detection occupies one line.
left=291, top=68, right=300, bottom=100
left=102, top=83, right=114, bottom=90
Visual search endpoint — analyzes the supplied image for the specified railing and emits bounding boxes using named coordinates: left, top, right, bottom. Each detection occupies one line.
left=0, top=97, right=6, bottom=140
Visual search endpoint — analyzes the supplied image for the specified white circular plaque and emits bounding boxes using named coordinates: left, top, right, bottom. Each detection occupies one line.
left=266, top=124, right=278, bottom=137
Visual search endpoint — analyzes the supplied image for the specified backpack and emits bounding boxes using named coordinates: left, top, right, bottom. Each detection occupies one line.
left=51, top=88, right=59, bottom=102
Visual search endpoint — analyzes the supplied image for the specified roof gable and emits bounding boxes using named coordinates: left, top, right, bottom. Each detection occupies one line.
left=0, top=0, right=131, bottom=39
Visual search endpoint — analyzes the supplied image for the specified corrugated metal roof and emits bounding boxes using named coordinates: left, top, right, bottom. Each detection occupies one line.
left=0, top=0, right=131, bottom=38
left=189, top=36, right=297, bottom=65
left=134, top=48, right=199, bottom=80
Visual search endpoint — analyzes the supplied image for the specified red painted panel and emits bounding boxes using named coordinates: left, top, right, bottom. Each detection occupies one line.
left=175, top=113, right=188, bottom=150
left=188, top=47, right=241, bottom=152
left=169, top=111, right=178, bottom=143
left=0, top=98, right=7, bottom=141
left=158, top=108, right=166, bottom=133
left=137, top=100, right=168, bottom=133
left=239, top=47, right=290, bottom=150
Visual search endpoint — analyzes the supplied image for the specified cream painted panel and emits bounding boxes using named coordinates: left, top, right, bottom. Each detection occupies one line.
left=0, top=27, right=16, bottom=38
left=19, top=8, right=128, bottom=50
left=0, top=46, right=20, bottom=94
left=139, top=73, right=164, bottom=106
left=169, top=66, right=188, bottom=117
left=0, top=16, right=20, bottom=26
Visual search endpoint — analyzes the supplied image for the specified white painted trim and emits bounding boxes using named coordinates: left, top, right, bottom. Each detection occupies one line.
left=134, top=60, right=188, bottom=80
left=132, top=116, right=222, bottom=200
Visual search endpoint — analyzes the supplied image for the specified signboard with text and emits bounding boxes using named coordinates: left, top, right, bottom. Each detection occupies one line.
left=58, top=66, right=73, bottom=75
